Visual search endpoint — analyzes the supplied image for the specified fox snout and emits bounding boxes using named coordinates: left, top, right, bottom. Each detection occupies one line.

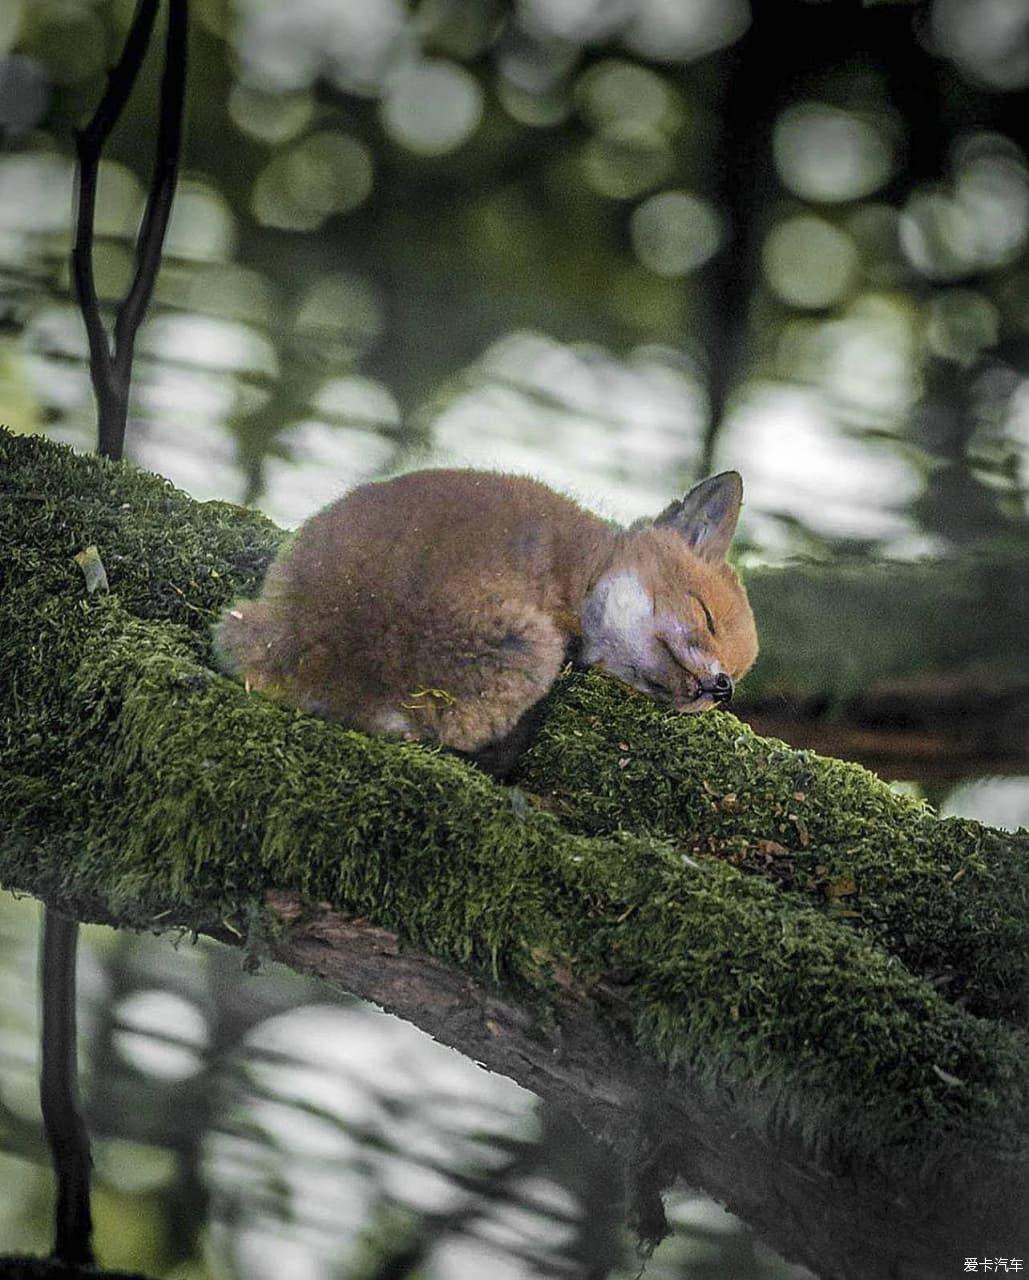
left=708, top=672, right=734, bottom=703
left=675, top=673, right=733, bottom=713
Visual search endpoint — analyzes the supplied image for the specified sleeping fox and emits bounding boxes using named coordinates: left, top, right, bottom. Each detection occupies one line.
left=214, top=469, right=758, bottom=774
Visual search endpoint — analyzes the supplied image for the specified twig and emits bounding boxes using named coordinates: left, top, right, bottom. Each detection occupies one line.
left=113, top=0, right=188, bottom=395
left=71, top=0, right=159, bottom=459
left=71, top=0, right=188, bottom=461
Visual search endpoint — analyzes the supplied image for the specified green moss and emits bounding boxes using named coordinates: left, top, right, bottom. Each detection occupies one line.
left=2, top=429, right=1029, bottom=1182
left=516, top=674, right=1029, bottom=1024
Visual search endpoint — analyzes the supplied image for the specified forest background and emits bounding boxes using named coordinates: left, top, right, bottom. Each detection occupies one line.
left=0, top=0, right=1027, bottom=1276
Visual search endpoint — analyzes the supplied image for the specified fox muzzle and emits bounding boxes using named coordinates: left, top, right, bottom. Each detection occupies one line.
left=708, top=673, right=734, bottom=703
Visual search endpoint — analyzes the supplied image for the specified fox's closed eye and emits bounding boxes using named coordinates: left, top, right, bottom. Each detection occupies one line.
left=691, top=594, right=716, bottom=635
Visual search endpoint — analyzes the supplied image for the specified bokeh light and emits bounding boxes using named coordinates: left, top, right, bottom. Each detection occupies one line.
left=763, top=215, right=859, bottom=309
left=294, top=272, right=384, bottom=360
left=774, top=102, right=896, bottom=204
left=932, top=0, right=1029, bottom=91
left=380, top=58, right=484, bottom=156
left=496, top=25, right=576, bottom=126
left=429, top=332, right=705, bottom=522
left=582, top=125, right=674, bottom=199
left=899, top=133, right=1029, bottom=279
left=631, top=189, right=724, bottom=276
left=252, top=132, right=374, bottom=229
left=575, top=59, right=679, bottom=136
left=114, top=990, right=209, bottom=1083
left=259, top=415, right=398, bottom=527
left=721, top=383, right=930, bottom=551
left=624, top=0, right=751, bottom=62
left=925, top=289, right=1000, bottom=365
left=228, top=84, right=314, bottom=144
left=0, top=151, right=72, bottom=236
left=234, top=0, right=408, bottom=94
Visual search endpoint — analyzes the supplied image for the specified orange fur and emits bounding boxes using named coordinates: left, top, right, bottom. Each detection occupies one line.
left=214, top=469, right=757, bottom=762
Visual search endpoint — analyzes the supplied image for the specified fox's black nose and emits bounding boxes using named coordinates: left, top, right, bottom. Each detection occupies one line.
left=710, top=673, right=734, bottom=703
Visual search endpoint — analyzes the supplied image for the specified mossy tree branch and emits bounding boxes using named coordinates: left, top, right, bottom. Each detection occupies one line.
left=1, top=429, right=1028, bottom=1279
left=735, top=551, right=1027, bottom=780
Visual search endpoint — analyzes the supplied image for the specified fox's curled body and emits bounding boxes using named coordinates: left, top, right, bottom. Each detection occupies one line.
left=214, top=469, right=758, bottom=774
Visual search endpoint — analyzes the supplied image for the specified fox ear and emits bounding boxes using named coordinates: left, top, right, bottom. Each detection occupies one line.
left=654, top=471, right=743, bottom=563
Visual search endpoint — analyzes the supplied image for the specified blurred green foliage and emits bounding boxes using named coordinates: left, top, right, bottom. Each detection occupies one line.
left=0, top=0, right=1026, bottom=544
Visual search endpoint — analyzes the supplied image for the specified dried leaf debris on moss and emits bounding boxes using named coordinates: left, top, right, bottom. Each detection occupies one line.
left=1, top=428, right=1028, bottom=1184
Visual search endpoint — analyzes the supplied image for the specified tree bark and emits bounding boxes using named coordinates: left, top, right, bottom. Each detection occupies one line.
left=1, top=428, right=1028, bottom=1280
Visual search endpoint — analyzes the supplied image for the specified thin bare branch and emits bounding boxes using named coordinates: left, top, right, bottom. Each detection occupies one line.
left=71, top=0, right=160, bottom=461
left=113, top=0, right=189, bottom=384
left=70, top=0, right=188, bottom=463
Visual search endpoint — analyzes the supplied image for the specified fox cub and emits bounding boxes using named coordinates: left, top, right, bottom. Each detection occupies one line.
left=214, top=469, right=757, bottom=774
